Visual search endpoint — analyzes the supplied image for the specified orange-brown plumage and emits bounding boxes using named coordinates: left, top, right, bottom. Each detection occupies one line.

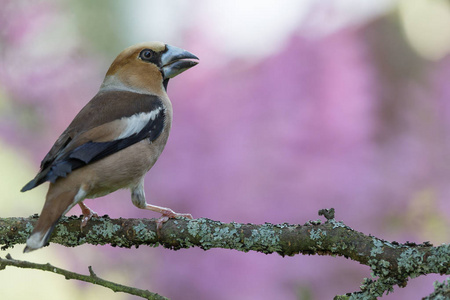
left=22, top=42, right=198, bottom=252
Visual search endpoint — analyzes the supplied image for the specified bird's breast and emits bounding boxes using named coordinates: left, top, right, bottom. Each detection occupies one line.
left=78, top=137, right=166, bottom=198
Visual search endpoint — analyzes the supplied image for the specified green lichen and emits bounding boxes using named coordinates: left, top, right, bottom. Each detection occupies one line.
left=212, top=226, right=233, bottom=247
left=426, top=244, right=450, bottom=274
left=25, top=222, right=34, bottom=233
left=187, top=219, right=210, bottom=236
left=368, top=258, right=391, bottom=277
left=275, top=223, right=291, bottom=229
left=187, top=219, right=214, bottom=249
left=205, top=225, right=242, bottom=250
left=329, top=219, right=348, bottom=229
left=231, top=222, right=242, bottom=229
left=422, top=278, right=450, bottom=300
left=15, top=222, right=34, bottom=240
left=310, top=228, right=326, bottom=240
left=213, top=226, right=229, bottom=241
left=83, top=220, right=122, bottom=246
left=397, top=248, right=425, bottom=276
left=350, top=277, right=396, bottom=299
left=55, top=224, right=79, bottom=247
left=370, top=238, right=384, bottom=257
left=309, top=219, right=322, bottom=225
left=379, top=260, right=391, bottom=275
left=93, top=222, right=121, bottom=239
left=56, top=224, right=70, bottom=236
left=133, top=221, right=156, bottom=241
left=242, top=224, right=282, bottom=254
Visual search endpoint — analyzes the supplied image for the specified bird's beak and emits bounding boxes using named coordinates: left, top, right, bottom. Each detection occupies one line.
left=161, top=45, right=199, bottom=79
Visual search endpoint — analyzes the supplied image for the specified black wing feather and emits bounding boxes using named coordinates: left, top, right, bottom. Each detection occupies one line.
left=21, top=105, right=165, bottom=192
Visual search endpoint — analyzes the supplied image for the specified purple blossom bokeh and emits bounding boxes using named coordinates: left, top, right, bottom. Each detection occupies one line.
left=1, top=1, right=449, bottom=299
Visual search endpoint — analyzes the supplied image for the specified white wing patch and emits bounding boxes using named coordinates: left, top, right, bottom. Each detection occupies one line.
left=116, top=108, right=162, bottom=140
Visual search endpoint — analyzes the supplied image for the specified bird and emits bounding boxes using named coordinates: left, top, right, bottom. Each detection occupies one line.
left=21, top=42, right=198, bottom=252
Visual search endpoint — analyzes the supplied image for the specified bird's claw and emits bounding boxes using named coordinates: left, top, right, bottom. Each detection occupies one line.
left=156, top=210, right=193, bottom=234
left=80, top=210, right=99, bottom=230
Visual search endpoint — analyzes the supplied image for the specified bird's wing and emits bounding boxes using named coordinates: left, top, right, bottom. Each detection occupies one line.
left=21, top=91, right=165, bottom=192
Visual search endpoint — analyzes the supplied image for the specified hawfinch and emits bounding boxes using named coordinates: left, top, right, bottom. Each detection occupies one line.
left=21, top=42, right=198, bottom=252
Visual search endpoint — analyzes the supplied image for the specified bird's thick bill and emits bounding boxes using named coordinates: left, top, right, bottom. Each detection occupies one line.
left=161, top=45, right=199, bottom=79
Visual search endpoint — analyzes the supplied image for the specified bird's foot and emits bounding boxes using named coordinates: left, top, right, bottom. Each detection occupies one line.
left=79, top=202, right=99, bottom=229
left=155, top=209, right=193, bottom=232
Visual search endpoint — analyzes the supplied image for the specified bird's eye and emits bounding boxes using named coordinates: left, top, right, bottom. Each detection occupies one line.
left=139, top=49, right=153, bottom=61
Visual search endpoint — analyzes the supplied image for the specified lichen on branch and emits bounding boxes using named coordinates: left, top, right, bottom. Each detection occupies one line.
left=0, top=209, right=448, bottom=298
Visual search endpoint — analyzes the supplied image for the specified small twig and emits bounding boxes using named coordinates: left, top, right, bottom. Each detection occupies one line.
left=318, top=208, right=335, bottom=220
left=88, top=265, right=97, bottom=278
left=0, top=254, right=168, bottom=300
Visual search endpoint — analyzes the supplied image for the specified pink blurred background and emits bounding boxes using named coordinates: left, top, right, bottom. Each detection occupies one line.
left=1, top=0, right=449, bottom=299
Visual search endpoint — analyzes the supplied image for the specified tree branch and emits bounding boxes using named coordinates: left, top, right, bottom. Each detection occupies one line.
left=0, top=253, right=167, bottom=300
left=422, top=278, right=450, bottom=300
left=0, top=209, right=448, bottom=298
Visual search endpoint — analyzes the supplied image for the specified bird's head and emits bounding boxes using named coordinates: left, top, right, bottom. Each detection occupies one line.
left=101, top=42, right=199, bottom=94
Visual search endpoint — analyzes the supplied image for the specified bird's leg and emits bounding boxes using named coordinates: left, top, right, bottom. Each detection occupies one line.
left=144, top=203, right=193, bottom=230
left=131, top=181, right=192, bottom=232
left=78, top=201, right=98, bottom=229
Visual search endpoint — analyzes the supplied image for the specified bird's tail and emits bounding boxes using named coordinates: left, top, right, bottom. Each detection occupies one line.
left=21, top=176, right=44, bottom=192
left=21, top=166, right=54, bottom=192
left=24, top=188, right=79, bottom=253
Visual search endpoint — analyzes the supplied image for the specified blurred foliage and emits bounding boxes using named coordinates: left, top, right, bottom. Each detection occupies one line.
left=66, top=0, right=122, bottom=54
